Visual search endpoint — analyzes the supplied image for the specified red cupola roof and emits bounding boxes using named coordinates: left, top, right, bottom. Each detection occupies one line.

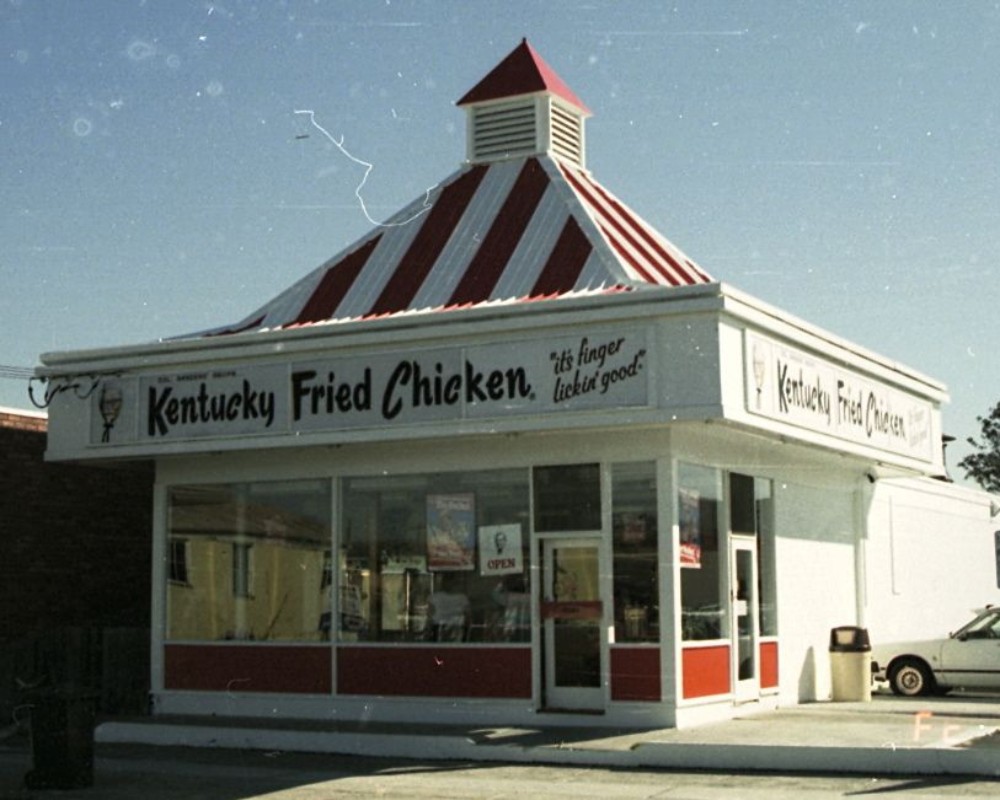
left=457, top=38, right=590, bottom=114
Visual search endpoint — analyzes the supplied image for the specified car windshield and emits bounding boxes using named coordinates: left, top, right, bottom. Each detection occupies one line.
left=953, top=609, right=1000, bottom=640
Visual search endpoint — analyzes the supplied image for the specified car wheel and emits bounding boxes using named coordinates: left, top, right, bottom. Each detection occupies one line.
left=889, top=658, right=935, bottom=697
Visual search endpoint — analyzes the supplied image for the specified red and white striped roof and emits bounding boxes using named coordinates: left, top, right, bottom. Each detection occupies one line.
left=196, top=44, right=713, bottom=339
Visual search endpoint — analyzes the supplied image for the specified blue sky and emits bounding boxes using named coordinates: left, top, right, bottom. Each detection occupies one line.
left=2, top=1, right=997, bottom=482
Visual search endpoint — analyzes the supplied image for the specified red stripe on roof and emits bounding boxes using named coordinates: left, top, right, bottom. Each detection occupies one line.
left=531, top=217, right=592, bottom=296
left=295, top=235, right=382, bottom=325
left=598, top=222, right=661, bottom=283
left=559, top=165, right=676, bottom=284
left=567, top=165, right=706, bottom=285
left=686, top=259, right=711, bottom=281
left=447, top=158, right=550, bottom=307
left=582, top=173, right=699, bottom=284
left=368, top=165, right=488, bottom=317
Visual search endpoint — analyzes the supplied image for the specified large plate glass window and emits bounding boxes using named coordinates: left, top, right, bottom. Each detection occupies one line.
left=612, top=462, right=658, bottom=643
left=166, top=480, right=332, bottom=642
left=339, top=468, right=530, bottom=643
left=678, top=463, right=726, bottom=640
left=755, top=478, right=777, bottom=637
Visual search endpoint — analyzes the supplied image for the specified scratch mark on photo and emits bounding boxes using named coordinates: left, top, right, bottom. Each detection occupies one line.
left=294, top=108, right=437, bottom=228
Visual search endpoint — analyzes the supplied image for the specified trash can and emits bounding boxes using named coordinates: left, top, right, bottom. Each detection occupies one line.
left=24, top=687, right=98, bottom=790
left=829, top=626, right=872, bottom=702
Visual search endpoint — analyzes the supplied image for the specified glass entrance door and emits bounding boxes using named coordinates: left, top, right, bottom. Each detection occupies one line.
left=541, top=539, right=604, bottom=710
left=732, top=537, right=759, bottom=700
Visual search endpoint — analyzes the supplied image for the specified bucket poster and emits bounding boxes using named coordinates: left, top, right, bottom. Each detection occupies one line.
left=426, top=494, right=476, bottom=571
left=679, top=488, right=702, bottom=568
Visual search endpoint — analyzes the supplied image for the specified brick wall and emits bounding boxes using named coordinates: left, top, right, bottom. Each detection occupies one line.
left=0, top=410, right=154, bottom=642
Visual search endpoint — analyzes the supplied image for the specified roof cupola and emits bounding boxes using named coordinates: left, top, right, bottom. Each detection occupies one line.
left=457, top=39, right=591, bottom=169
left=192, top=40, right=711, bottom=338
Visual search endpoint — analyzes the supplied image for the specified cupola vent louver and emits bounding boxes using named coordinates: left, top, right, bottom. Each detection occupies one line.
left=458, top=39, right=590, bottom=169
left=549, top=100, right=584, bottom=166
left=471, top=100, right=538, bottom=160
left=466, top=96, right=586, bottom=168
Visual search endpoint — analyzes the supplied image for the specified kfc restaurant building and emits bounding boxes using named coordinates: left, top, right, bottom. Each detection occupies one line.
left=39, top=42, right=957, bottom=730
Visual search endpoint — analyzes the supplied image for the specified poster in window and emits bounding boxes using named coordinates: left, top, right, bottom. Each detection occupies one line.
left=616, top=512, right=648, bottom=545
left=426, top=494, right=476, bottom=571
left=479, top=524, right=523, bottom=576
left=679, top=487, right=702, bottom=568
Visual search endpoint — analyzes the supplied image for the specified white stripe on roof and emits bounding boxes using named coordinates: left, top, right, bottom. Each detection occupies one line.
left=184, top=154, right=712, bottom=339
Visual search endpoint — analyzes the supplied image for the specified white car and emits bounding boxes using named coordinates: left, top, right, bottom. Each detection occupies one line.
left=871, top=606, right=1000, bottom=696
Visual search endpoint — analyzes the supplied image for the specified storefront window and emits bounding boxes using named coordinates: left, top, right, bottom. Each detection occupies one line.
left=339, top=468, right=530, bottom=643
left=612, top=462, right=658, bottom=643
left=730, top=473, right=756, bottom=536
left=729, top=473, right=777, bottom=636
left=755, top=479, right=777, bottom=637
left=166, top=480, right=332, bottom=642
left=678, top=463, right=726, bottom=640
left=533, top=463, right=600, bottom=531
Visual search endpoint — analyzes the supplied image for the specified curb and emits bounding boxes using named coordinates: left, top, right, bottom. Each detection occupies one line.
left=96, top=721, right=1000, bottom=778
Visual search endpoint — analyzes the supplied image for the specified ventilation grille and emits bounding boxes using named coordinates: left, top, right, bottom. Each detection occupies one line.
left=471, top=101, right=538, bottom=161
left=550, top=102, right=583, bottom=167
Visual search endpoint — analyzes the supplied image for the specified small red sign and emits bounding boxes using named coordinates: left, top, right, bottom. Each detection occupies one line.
left=540, top=600, right=602, bottom=621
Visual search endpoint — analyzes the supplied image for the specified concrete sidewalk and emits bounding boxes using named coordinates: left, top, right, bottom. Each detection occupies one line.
left=91, top=694, right=1000, bottom=777
left=2, top=692, right=999, bottom=798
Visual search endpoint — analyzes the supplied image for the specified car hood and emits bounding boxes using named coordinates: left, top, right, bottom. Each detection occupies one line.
left=871, top=638, right=945, bottom=663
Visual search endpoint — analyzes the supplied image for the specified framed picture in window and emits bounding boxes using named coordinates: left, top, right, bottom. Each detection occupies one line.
left=426, top=493, right=476, bottom=571
left=679, top=488, right=702, bottom=568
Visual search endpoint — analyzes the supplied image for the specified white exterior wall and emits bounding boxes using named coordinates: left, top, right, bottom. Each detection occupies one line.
left=773, top=481, right=859, bottom=704
left=864, top=478, right=998, bottom=645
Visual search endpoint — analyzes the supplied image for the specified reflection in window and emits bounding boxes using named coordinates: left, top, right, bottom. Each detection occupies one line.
left=679, top=463, right=726, bottom=640
left=612, top=462, right=658, bottom=643
left=232, top=543, right=253, bottom=599
left=960, top=610, right=1000, bottom=639
left=168, top=539, right=189, bottom=585
left=339, top=469, right=530, bottom=644
left=755, top=479, right=777, bottom=638
left=166, top=480, right=332, bottom=642
left=533, top=463, right=600, bottom=531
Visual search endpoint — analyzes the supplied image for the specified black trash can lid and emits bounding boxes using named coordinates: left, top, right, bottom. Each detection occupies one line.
left=829, top=625, right=871, bottom=652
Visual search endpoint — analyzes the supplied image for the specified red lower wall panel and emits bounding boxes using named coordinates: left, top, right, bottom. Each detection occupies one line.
left=682, top=645, right=730, bottom=699
left=610, top=647, right=661, bottom=701
left=760, top=641, right=779, bottom=689
left=164, top=644, right=331, bottom=694
left=338, top=646, right=532, bottom=698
